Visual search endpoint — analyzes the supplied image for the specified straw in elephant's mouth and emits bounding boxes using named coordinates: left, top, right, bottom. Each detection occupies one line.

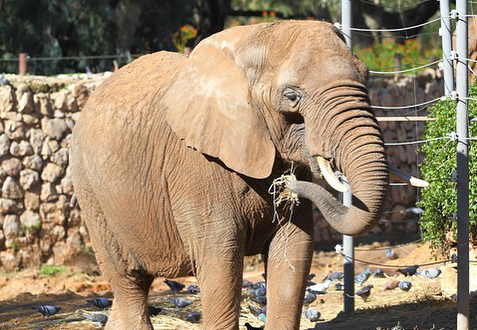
left=268, top=172, right=300, bottom=210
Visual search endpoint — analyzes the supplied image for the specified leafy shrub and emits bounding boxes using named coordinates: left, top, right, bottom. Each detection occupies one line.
left=355, top=39, right=441, bottom=72
left=40, top=265, right=66, bottom=277
left=418, top=84, right=477, bottom=253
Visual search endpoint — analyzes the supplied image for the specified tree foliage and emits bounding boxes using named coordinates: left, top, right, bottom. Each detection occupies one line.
left=418, top=85, right=477, bottom=253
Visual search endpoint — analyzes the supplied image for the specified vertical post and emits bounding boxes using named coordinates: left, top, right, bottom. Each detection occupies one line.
left=18, top=53, right=27, bottom=75
left=455, top=1, right=469, bottom=329
left=341, top=177, right=354, bottom=313
left=440, top=0, right=455, bottom=96
left=341, top=0, right=354, bottom=314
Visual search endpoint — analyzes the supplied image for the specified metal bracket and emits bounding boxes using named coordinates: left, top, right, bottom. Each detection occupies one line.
left=449, top=51, right=458, bottom=60
left=450, top=10, right=459, bottom=20
left=334, top=22, right=342, bottom=30
left=335, top=244, right=343, bottom=254
left=452, top=212, right=458, bottom=222
left=451, top=253, right=458, bottom=263
left=448, top=131, right=459, bottom=141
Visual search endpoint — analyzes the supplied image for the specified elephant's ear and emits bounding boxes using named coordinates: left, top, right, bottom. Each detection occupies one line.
left=163, top=38, right=275, bottom=179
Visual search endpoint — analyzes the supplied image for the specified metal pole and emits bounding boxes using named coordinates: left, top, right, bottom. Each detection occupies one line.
left=455, top=1, right=469, bottom=329
left=440, top=0, right=455, bottom=96
left=341, top=177, right=354, bottom=313
left=341, top=0, right=354, bottom=314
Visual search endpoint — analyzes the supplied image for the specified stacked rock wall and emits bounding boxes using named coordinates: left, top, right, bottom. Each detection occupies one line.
left=0, top=69, right=444, bottom=270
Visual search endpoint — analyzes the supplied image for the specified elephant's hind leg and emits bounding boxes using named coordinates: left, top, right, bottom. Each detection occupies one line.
left=77, top=189, right=154, bottom=330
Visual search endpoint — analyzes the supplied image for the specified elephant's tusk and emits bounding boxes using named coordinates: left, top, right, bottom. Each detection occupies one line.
left=317, top=156, right=349, bottom=193
left=389, top=166, right=429, bottom=188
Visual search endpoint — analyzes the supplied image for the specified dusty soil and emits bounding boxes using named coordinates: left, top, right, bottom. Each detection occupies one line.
left=0, top=242, right=476, bottom=330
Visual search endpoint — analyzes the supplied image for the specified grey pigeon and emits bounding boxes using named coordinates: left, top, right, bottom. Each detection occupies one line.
left=251, top=281, right=266, bottom=290
left=326, top=271, right=344, bottom=281
left=335, top=282, right=344, bottom=291
left=251, top=296, right=267, bottom=305
left=374, top=269, right=385, bottom=278
left=355, top=268, right=372, bottom=286
left=245, top=323, right=264, bottom=330
left=168, top=297, right=192, bottom=308
left=303, top=291, right=316, bottom=305
left=420, top=268, right=441, bottom=279
left=356, top=285, right=373, bottom=301
left=187, top=284, right=200, bottom=294
left=253, top=286, right=266, bottom=297
left=243, top=279, right=253, bottom=287
left=303, top=308, right=321, bottom=322
left=164, top=279, right=185, bottom=294
left=385, top=247, right=398, bottom=260
left=399, top=281, right=412, bottom=291
left=397, top=265, right=419, bottom=276
left=308, top=273, right=316, bottom=281
left=185, top=312, right=201, bottom=323
left=248, top=304, right=266, bottom=322
left=32, top=305, right=61, bottom=319
left=308, top=280, right=332, bottom=294
left=0, top=76, right=11, bottom=86
left=86, top=298, right=112, bottom=309
left=81, top=312, right=108, bottom=326
left=148, top=305, right=162, bottom=316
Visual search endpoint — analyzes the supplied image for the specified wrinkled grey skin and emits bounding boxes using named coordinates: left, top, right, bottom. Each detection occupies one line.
left=70, top=20, right=388, bottom=330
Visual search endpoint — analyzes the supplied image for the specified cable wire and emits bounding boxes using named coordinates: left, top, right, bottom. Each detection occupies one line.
left=347, top=17, right=443, bottom=33
left=354, top=238, right=423, bottom=251
left=384, top=136, right=449, bottom=146
left=355, top=0, right=436, bottom=11
left=0, top=54, right=143, bottom=62
left=338, top=251, right=452, bottom=268
left=369, top=59, right=443, bottom=75
left=372, top=96, right=444, bottom=110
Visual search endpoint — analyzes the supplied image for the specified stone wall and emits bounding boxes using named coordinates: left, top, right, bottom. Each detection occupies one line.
left=0, top=69, right=444, bottom=270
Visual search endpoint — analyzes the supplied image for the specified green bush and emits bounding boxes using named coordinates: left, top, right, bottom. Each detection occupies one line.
left=40, top=265, right=66, bottom=277
left=418, top=84, right=477, bottom=253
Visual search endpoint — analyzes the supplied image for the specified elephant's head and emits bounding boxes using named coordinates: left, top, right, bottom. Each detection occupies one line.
left=164, top=20, right=388, bottom=236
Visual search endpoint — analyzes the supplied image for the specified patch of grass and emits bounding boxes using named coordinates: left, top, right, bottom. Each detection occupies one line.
left=40, top=265, right=66, bottom=277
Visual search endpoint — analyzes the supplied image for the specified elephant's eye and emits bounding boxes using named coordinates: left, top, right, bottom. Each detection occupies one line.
left=284, top=90, right=301, bottom=104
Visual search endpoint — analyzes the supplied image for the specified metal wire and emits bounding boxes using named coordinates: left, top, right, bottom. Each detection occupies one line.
left=354, top=0, right=436, bottom=11
left=369, top=59, right=443, bottom=75
left=0, top=54, right=143, bottom=62
left=372, top=96, right=444, bottom=110
left=338, top=251, right=452, bottom=268
left=352, top=30, right=440, bottom=40
left=347, top=17, right=443, bottom=33
left=384, top=136, right=449, bottom=146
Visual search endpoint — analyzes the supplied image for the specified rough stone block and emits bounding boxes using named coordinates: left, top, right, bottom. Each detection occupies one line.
left=41, top=163, right=64, bottom=182
left=3, top=214, right=21, bottom=238
left=2, top=177, right=23, bottom=199
left=19, top=169, right=39, bottom=190
left=2, top=158, right=22, bottom=177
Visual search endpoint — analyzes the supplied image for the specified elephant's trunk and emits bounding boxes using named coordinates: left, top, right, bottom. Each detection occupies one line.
left=292, top=80, right=388, bottom=236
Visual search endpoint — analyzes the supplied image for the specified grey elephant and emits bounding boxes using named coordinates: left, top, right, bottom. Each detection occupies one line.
left=70, top=20, right=388, bottom=330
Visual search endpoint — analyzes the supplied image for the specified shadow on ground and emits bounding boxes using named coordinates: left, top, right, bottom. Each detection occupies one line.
left=315, top=296, right=477, bottom=330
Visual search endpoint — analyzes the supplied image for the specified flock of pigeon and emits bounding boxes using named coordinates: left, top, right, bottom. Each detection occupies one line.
left=29, top=247, right=442, bottom=329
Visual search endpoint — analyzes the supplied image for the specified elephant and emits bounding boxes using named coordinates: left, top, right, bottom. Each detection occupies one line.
left=70, top=20, right=388, bottom=330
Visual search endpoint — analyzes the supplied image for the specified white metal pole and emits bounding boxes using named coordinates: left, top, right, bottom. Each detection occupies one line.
left=455, top=1, right=470, bottom=329
left=440, top=0, right=455, bottom=96
left=341, top=0, right=354, bottom=314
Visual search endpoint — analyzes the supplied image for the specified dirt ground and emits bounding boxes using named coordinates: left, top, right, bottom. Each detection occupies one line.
left=0, top=242, right=476, bottom=330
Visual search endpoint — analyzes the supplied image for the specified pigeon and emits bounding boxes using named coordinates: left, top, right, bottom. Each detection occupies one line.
left=303, top=291, right=316, bottom=304
left=86, top=298, right=112, bottom=309
left=419, top=268, right=441, bottom=279
left=164, top=279, right=185, bottom=294
left=326, top=271, right=344, bottom=281
left=0, top=76, right=11, bottom=86
left=245, top=323, right=264, bottom=330
left=374, top=269, right=385, bottom=278
left=308, top=280, right=332, bottom=294
left=243, top=279, right=253, bottom=287
left=81, top=312, right=108, bottom=326
left=383, top=280, right=400, bottom=290
left=251, top=296, right=267, bottom=305
left=397, top=265, right=419, bottom=276
left=385, top=247, right=398, bottom=260
left=399, top=281, right=412, bottom=291
left=335, top=282, right=344, bottom=291
left=249, top=304, right=266, bottom=321
left=185, top=312, right=201, bottom=323
left=168, top=297, right=192, bottom=308
left=187, top=284, right=200, bottom=294
left=356, top=285, right=373, bottom=301
left=253, top=286, right=266, bottom=297
left=308, top=273, right=316, bottom=281
left=355, top=269, right=372, bottom=286
left=32, top=305, right=61, bottom=319
left=303, top=308, right=321, bottom=322
left=148, top=305, right=162, bottom=316
left=251, top=281, right=266, bottom=290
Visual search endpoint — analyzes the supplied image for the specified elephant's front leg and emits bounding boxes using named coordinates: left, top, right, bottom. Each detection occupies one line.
left=195, top=240, right=245, bottom=330
left=264, top=208, right=314, bottom=330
